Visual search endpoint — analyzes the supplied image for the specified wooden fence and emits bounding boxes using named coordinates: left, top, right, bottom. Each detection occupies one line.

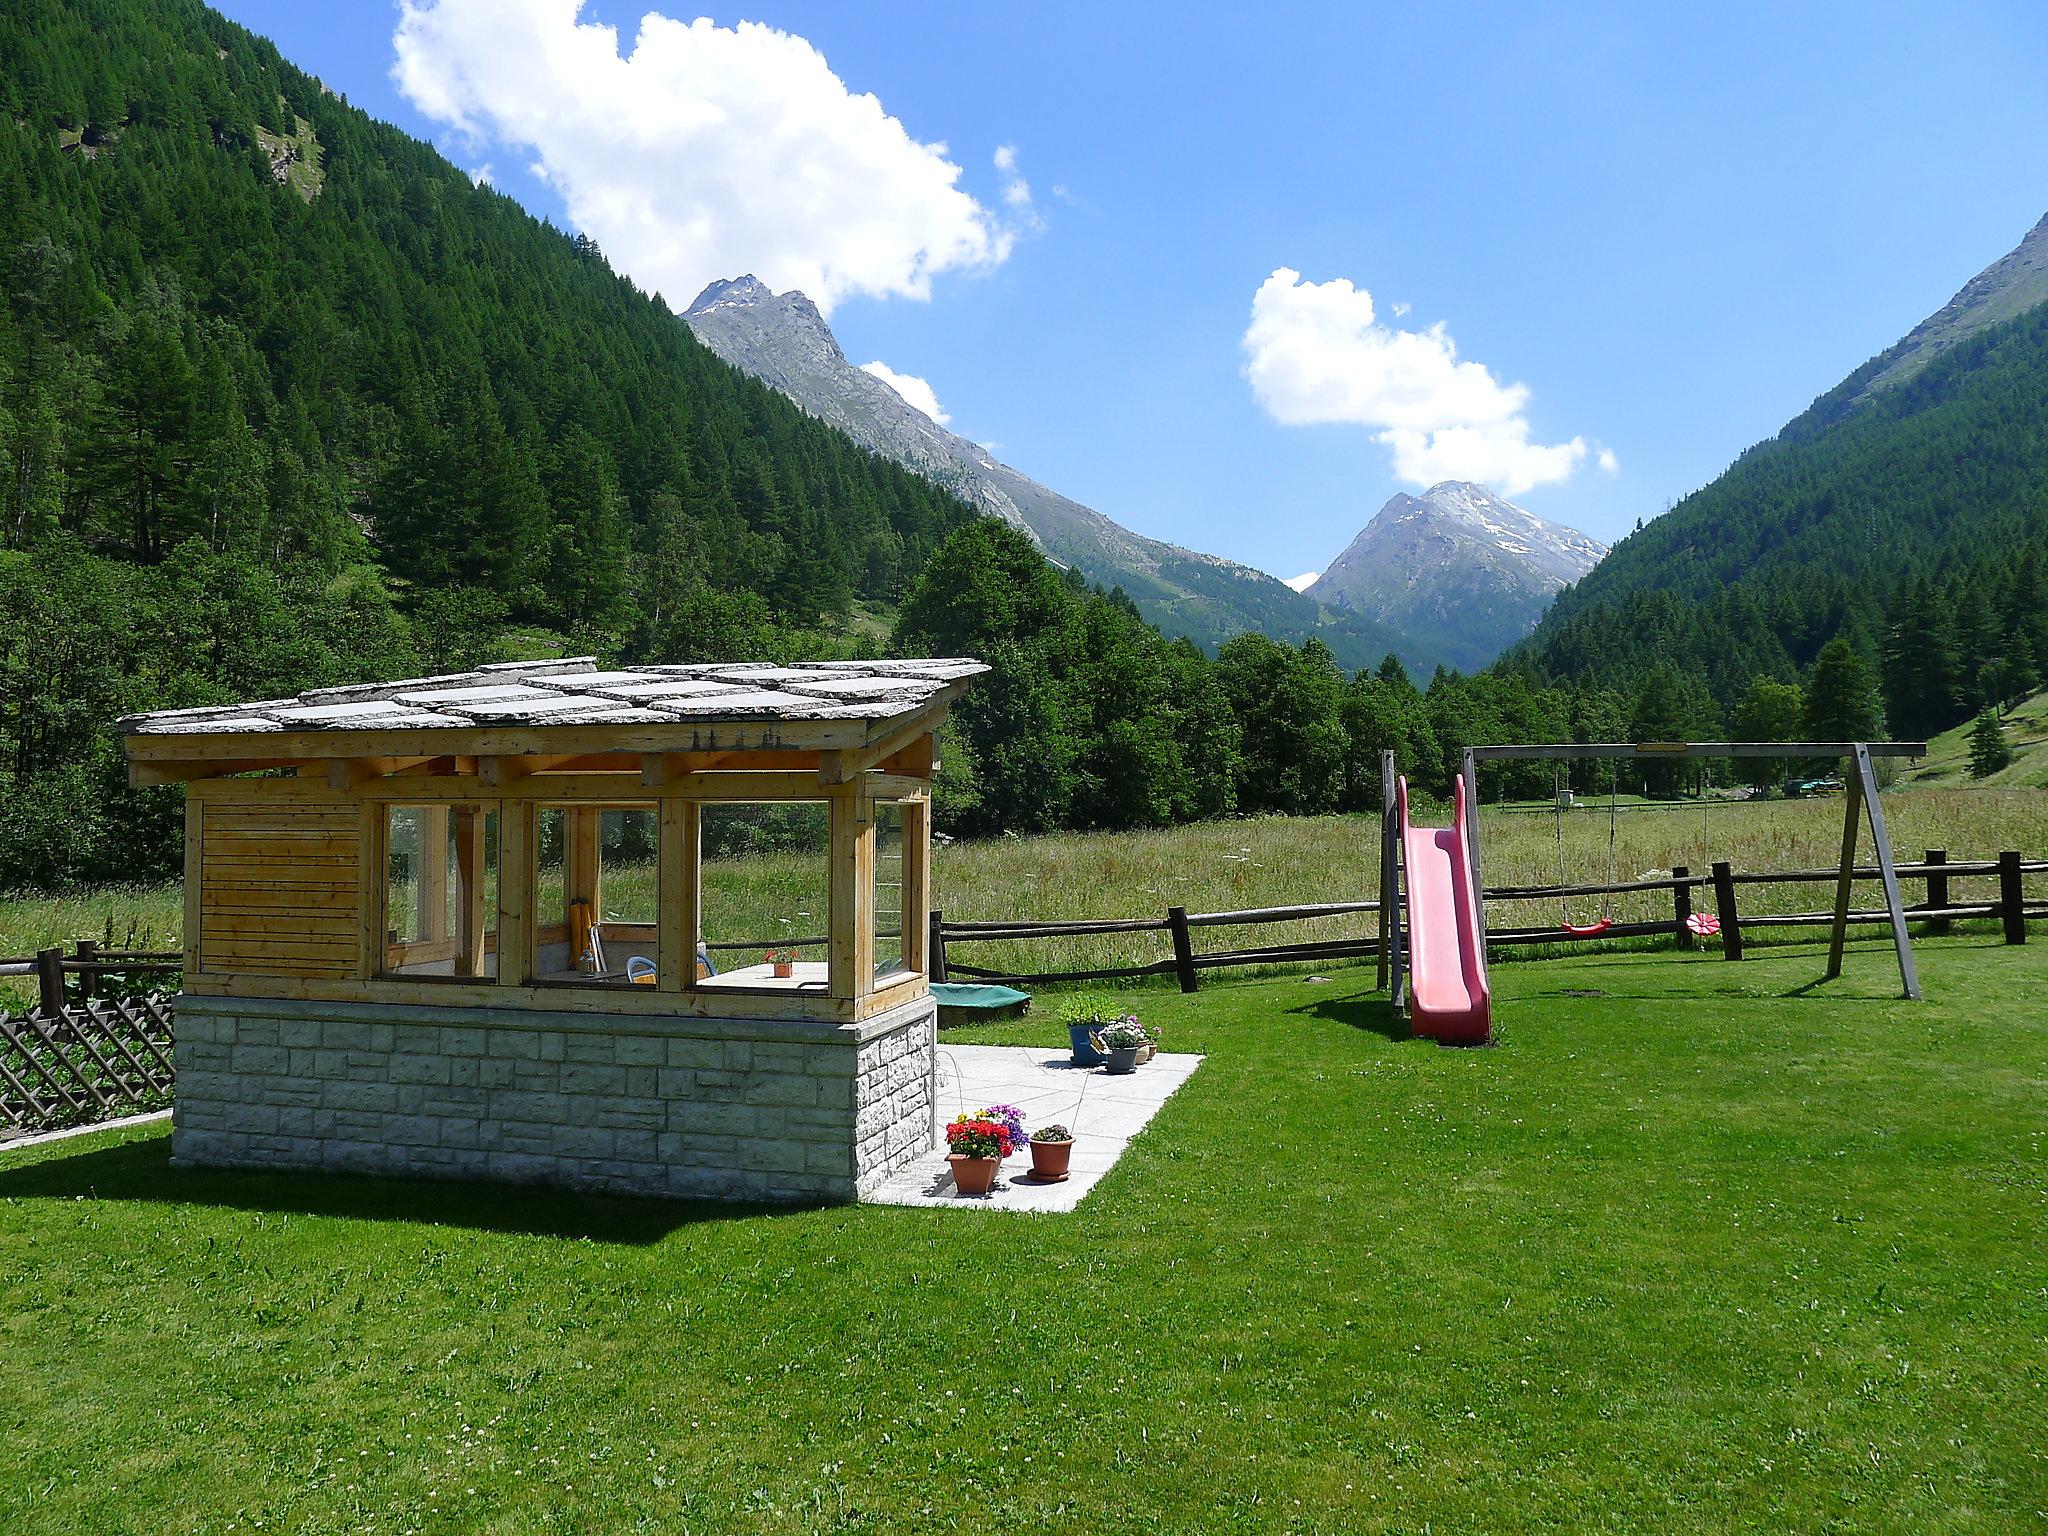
left=0, top=995, right=177, bottom=1137
left=0, top=942, right=181, bottom=1013
left=928, top=847, right=2044, bottom=991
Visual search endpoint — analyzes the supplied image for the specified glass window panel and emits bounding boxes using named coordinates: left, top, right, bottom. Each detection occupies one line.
left=872, top=800, right=908, bottom=985
left=696, top=802, right=830, bottom=993
left=383, top=804, right=497, bottom=979
left=532, top=804, right=659, bottom=986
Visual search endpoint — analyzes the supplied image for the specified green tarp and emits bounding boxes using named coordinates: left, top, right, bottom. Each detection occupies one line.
left=930, top=982, right=1032, bottom=1022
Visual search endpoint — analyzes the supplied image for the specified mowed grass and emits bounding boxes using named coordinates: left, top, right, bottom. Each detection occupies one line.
left=1, top=934, right=2043, bottom=1533
left=4, top=787, right=2046, bottom=1001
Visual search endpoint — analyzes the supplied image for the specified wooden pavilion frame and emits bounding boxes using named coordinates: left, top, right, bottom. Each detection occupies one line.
left=121, top=659, right=985, bottom=1027
left=1379, top=741, right=1930, bottom=1005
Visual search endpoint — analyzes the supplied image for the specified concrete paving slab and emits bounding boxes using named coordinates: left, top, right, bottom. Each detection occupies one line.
left=865, top=1043, right=1203, bottom=1213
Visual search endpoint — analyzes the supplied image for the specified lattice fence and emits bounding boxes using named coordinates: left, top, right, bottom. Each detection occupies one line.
left=0, top=998, right=175, bottom=1137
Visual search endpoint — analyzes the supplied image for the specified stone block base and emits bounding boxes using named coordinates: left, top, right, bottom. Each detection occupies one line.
left=170, top=992, right=937, bottom=1203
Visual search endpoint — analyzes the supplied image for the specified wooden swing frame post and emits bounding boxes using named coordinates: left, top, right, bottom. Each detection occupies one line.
left=1448, top=741, right=1928, bottom=1001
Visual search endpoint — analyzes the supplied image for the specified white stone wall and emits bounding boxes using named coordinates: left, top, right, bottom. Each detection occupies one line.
left=171, top=993, right=936, bottom=1203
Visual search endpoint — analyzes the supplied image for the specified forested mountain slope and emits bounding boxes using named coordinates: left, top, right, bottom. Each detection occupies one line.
left=1517, top=212, right=2048, bottom=740
left=0, top=0, right=980, bottom=881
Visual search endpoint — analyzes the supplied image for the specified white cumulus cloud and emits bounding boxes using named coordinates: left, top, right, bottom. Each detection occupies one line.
left=393, top=1, right=1016, bottom=314
left=858, top=360, right=949, bottom=426
left=1242, top=268, right=1596, bottom=497
left=1597, top=446, right=1620, bottom=475
left=1283, top=571, right=1321, bottom=593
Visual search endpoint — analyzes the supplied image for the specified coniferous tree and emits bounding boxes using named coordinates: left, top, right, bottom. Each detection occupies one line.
left=1968, top=708, right=2013, bottom=778
left=1803, top=638, right=1885, bottom=742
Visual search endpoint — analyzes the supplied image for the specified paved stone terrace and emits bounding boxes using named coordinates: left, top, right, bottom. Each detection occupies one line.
left=866, top=1043, right=1203, bottom=1212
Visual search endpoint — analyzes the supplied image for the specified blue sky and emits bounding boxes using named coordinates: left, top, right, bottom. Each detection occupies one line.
left=216, top=1, right=2048, bottom=583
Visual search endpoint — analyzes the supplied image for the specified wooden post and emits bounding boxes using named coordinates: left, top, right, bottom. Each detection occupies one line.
left=1378, top=750, right=1397, bottom=991
left=1999, top=850, right=2026, bottom=944
left=1854, top=744, right=1919, bottom=1000
left=1711, top=861, right=1743, bottom=961
left=1672, top=865, right=1695, bottom=950
left=498, top=799, right=534, bottom=985
left=1167, top=905, right=1198, bottom=994
left=828, top=786, right=875, bottom=1001
left=182, top=796, right=203, bottom=980
left=657, top=798, right=696, bottom=992
left=1824, top=762, right=1863, bottom=981
left=74, top=939, right=98, bottom=1001
left=1924, top=848, right=1950, bottom=935
left=928, top=907, right=949, bottom=982
left=35, top=947, right=65, bottom=1014
left=356, top=802, right=387, bottom=980
left=1461, top=747, right=1489, bottom=949
left=1382, top=751, right=1405, bottom=1014
left=417, top=806, right=450, bottom=943
left=452, top=808, right=486, bottom=976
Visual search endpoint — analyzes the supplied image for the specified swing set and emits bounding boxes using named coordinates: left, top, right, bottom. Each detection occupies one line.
left=1547, top=760, right=1720, bottom=939
left=1378, top=739, right=1930, bottom=1018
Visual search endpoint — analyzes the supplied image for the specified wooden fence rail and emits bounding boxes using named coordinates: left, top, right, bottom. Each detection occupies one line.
left=0, top=943, right=181, bottom=1013
left=0, top=996, right=177, bottom=1137
left=931, top=846, right=2043, bottom=991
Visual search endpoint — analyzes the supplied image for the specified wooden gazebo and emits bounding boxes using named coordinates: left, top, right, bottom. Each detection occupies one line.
left=121, top=656, right=984, bottom=1203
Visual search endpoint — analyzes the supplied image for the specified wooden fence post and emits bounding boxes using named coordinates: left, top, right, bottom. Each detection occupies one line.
left=928, top=908, right=949, bottom=981
left=1167, top=905, right=1198, bottom=993
left=1673, top=865, right=1695, bottom=950
left=74, top=939, right=97, bottom=1002
left=35, top=947, right=66, bottom=1014
left=1711, top=862, right=1743, bottom=961
left=1999, top=851, right=2026, bottom=945
left=1924, top=848, right=1950, bottom=935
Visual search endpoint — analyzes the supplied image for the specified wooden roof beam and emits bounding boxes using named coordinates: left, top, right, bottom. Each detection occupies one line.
left=326, top=756, right=437, bottom=791
left=480, top=754, right=576, bottom=787
left=129, top=757, right=311, bottom=787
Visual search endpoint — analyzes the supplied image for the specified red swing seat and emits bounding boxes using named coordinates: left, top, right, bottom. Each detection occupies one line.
left=1558, top=917, right=1613, bottom=936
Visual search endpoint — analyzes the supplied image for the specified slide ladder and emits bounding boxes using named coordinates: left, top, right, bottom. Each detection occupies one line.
left=1396, top=773, right=1492, bottom=1046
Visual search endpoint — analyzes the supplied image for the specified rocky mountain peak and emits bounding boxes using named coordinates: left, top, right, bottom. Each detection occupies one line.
left=1304, top=482, right=1606, bottom=667
left=683, top=274, right=776, bottom=314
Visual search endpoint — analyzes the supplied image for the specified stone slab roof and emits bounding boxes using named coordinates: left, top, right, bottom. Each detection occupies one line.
left=120, top=657, right=987, bottom=736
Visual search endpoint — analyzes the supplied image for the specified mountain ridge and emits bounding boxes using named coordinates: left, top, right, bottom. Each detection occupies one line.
left=683, top=275, right=1428, bottom=671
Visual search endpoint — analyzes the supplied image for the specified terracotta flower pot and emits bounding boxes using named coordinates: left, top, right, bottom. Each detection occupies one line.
left=771, top=961, right=793, bottom=979
left=947, top=1154, right=1001, bottom=1196
left=1028, top=1137, right=1074, bottom=1182
left=1135, top=1041, right=1157, bottom=1064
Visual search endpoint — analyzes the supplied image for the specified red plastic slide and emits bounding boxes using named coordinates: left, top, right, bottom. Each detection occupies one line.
left=1396, top=773, right=1493, bottom=1046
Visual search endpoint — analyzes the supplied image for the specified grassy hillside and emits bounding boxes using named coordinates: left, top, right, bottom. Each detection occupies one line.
left=1901, top=689, right=2048, bottom=788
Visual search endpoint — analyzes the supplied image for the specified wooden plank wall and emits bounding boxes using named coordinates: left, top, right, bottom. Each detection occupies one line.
left=198, top=793, right=363, bottom=979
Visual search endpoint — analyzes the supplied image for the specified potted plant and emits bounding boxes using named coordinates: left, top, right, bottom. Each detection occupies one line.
left=1028, top=1123, right=1074, bottom=1182
left=764, top=945, right=796, bottom=979
left=1064, top=1006, right=1108, bottom=1066
left=944, top=1103, right=1026, bottom=1196
left=1091, top=1016, right=1151, bottom=1074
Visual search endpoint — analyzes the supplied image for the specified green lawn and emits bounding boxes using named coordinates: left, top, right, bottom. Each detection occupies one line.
left=2, top=936, right=2044, bottom=1533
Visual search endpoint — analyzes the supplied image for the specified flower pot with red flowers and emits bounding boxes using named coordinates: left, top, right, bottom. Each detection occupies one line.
left=1027, top=1124, right=1074, bottom=1182
left=764, top=946, right=796, bottom=980
left=944, top=1104, right=1027, bottom=1196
